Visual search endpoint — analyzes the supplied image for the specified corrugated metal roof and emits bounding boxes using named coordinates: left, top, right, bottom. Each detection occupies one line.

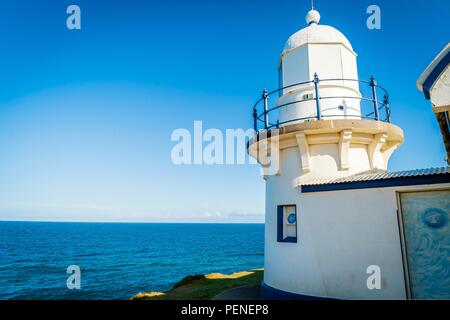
left=302, top=167, right=450, bottom=186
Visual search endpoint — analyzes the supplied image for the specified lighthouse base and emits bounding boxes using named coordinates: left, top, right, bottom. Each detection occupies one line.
left=261, top=282, right=335, bottom=300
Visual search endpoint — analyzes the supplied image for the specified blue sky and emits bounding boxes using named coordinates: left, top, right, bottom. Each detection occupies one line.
left=0, top=0, right=448, bottom=222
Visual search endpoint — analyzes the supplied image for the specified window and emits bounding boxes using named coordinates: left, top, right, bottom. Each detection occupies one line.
left=277, top=205, right=297, bottom=243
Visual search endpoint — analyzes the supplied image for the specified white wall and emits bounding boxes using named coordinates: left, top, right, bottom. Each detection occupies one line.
left=308, top=44, right=344, bottom=79
left=348, top=144, right=371, bottom=173
left=277, top=42, right=361, bottom=125
left=282, top=46, right=309, bottom=90
left=266, top=175, right=407, bottom=298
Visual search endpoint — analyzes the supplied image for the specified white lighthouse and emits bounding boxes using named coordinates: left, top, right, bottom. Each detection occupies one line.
left=248, top=8, right=450, bottom=300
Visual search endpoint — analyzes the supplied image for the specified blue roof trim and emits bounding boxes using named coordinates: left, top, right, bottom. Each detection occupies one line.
left=301, top=168, right=450, bottom=193
left=423, top=51, right=450, bottom=100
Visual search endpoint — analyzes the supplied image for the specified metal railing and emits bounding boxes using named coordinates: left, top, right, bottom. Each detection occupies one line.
left=252, top=74, right=391, bottom=132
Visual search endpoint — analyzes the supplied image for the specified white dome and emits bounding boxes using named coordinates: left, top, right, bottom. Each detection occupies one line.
left=282, top=24, right=354, bottom=55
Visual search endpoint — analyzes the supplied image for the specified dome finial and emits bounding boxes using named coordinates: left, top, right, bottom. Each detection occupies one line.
left=306, top=8, right=320, bottom=25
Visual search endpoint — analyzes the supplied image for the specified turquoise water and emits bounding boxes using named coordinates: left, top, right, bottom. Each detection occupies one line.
left=0, top=222, right=264, bottom=300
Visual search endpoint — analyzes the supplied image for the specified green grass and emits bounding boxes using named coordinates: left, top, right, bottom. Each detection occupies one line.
left=130, top=269, right=263, bottom=300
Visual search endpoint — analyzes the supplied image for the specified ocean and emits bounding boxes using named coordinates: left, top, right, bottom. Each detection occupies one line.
left=0, top=221, right=264, bottom=300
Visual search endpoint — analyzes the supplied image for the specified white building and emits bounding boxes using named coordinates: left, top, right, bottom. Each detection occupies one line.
left=417, top=43, right=450, bottom=164
left=248, top=9, right=450, bottom=299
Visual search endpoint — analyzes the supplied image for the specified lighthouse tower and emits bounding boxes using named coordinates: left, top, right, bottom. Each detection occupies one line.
left=248, top=9, right=406, bottom=299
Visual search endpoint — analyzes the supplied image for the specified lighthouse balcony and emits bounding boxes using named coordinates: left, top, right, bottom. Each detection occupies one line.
left=252, top=76, right=391, bottom=132
left=248, top=76, right=404, bottom=180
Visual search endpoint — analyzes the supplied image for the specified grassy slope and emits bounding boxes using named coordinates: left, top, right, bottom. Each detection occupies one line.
left=131, top=269, right=263, bottom=300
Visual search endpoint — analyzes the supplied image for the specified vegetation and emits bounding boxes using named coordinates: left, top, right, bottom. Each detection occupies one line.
left=130, top=269, right=263, bottom=300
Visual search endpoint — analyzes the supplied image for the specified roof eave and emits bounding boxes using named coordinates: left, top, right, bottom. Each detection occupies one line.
left=417, top=43, right=450, bottom=100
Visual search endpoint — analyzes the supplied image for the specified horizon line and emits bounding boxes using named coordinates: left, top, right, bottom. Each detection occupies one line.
left=0, top=219, right=264, bottom=224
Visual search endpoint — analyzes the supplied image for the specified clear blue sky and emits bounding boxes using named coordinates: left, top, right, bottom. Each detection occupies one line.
left=0, top=0, right=448, bottom=222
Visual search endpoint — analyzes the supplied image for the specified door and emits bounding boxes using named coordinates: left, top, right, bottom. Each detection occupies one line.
left=399, top=190, right=450, bottom=299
